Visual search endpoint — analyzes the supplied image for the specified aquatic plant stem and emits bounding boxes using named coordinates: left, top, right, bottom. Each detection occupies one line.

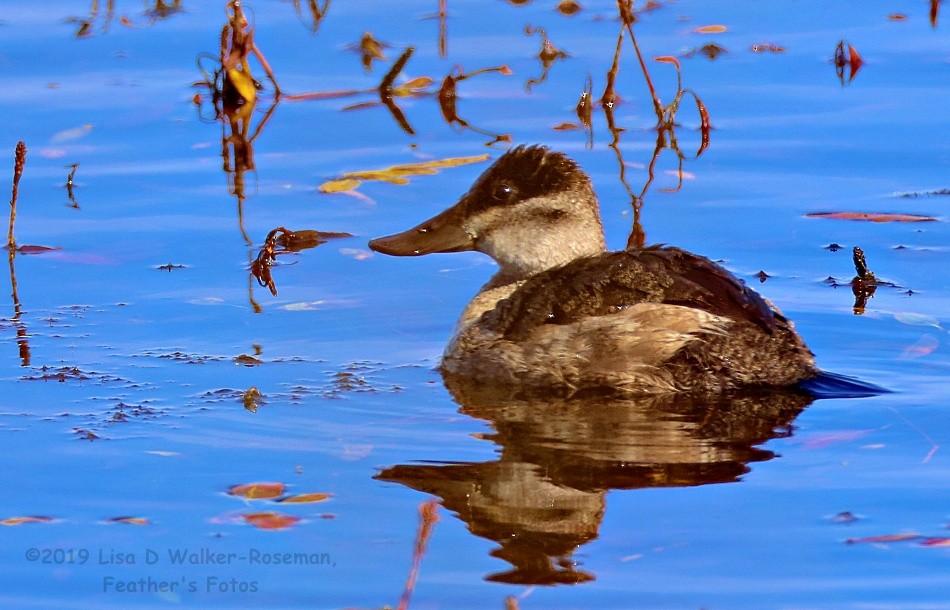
left=8, top=141, right=26, bottom=250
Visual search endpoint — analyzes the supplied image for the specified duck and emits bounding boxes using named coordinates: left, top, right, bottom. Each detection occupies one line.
left=368, top=145, right=823, bottom=395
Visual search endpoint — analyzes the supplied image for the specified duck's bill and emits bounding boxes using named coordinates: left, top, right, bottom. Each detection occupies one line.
left=368, top=205, right=474, bottom=256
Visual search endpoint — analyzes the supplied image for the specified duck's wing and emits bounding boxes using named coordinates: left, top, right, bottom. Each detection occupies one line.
left=485, top=246, right=781, bottom=342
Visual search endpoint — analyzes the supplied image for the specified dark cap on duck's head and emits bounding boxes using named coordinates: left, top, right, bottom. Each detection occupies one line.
left=462, top=145, right=590, bottom=213
left=368, top=145, right=606, bottom=279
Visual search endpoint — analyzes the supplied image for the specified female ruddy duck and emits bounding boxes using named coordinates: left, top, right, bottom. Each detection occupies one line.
left=369, top=145, right=821, bottom=395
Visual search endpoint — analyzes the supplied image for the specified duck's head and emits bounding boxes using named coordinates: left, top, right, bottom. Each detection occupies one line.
left=368, top=146, right=607, bottom=282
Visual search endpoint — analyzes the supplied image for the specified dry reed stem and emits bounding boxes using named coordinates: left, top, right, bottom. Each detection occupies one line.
left=8, top=141, right=26, bottom=250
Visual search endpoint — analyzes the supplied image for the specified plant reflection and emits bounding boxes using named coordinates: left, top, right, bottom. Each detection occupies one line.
left=250, top=227, right=350, bottom=297
left=524, top=26, right=568, bottom=91
left=68, top=0, right=184, bottom=38
left=65, top=163, right=80, bottom=209
left=582, top=6, right=710, bottom=250
left=287, top=0, right=331, bottom=34
left=439, top=65, right=513, bottom=144
left=195, top=1, right=283, bottom=246
left=7, top=249, right=30, bottom=367
left=833, top=40, right=863, bottom=85
left=378, top=378, right=812, bottom=585
left=351, top=32, right=390, bottom=72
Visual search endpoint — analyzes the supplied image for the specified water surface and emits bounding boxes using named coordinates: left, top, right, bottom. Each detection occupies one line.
left=1, top=1, right=948, bottom=608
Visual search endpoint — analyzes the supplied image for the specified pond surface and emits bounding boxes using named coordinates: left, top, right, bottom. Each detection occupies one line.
left=1, top=1, right=948, bottom=608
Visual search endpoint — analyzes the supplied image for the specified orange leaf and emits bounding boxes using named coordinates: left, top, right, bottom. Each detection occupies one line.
left=653, top=55, right=681, bottom=69
left=228, top=482, right=285, bottom=500
left=694, top=25, right=727, bottom=34
left=848, top=44, right=864, bottom=73
left=243, top=512, right=302, bottom=530
left=846, top=533, right=921, bottom=544
left=0, top=516, right=54, bottom=526
left=278, top=492, right=332, bottom=504
left=805, top=212, right=937, bottom=222
left=552, top=122, right=580, bottom=131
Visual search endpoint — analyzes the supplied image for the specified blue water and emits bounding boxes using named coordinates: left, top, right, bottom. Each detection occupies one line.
left=0, top=1, right=948, bottom=608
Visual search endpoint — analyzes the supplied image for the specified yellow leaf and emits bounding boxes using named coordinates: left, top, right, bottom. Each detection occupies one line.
left=319, top=154, right=489, bottom=192
left=226, top=68, right=257, bottom=104
left=404, top=154, right=490, bottom=170
left=393, top=76, right=433, bottom=96
left=319, top=177, right=362, bottom=193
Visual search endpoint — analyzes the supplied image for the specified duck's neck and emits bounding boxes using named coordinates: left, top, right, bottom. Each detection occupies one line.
left=456, top=230, right=607, bottom=332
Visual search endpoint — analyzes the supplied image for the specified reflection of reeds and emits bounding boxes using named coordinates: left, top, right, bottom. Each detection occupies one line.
left=65, top=163, right=80, bottom=209
left=397, top=500, right=439, bottom=610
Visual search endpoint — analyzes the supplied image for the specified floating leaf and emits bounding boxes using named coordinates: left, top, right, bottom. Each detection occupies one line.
left=106, top=516, right=150, bottom=525
left=693, top=25, right=727, bottom=34
left=228, top=482, right=285, bottom=500
left=552, top=122, right=580, bottom=131
left=17, top=245, right=61, bottom=255
left=319, top=178, right=362, bottom=193
left=318, top=154, right=489, bottom=193
left=392, top=76, right=433, bottom=97
left=243, top=511, right=302, bottom=530
left=846, top=533, right=921, bottom=544
left=805, top=212, right=937, bottom=222
left=1, top=516, right=54, bottom=526
left=557, top=0, right=582, bottom=16
left=921, top=537, right=950, bottom=547
left=278, top=492, right=331, bottom=504
left=653, top=55, right=681, bottom=69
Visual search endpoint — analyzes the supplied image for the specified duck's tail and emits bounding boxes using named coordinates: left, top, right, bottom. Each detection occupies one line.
left=797, top=370, right=889, bottom=399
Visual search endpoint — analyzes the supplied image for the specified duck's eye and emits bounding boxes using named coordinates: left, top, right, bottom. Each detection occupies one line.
left=491, top=183, right=516, bottom=202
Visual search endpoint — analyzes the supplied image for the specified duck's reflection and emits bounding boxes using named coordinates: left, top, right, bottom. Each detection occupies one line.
left=377, top=378, right=812, bottom=585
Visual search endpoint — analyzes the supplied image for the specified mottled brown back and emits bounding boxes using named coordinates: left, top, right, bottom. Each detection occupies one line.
left=484, top=246, right=783, bottom=342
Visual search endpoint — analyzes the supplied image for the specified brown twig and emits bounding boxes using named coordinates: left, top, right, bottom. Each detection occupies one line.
left=8, top=141, right=26, bottom=250
left=397, top=500, right=439, bottom=610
